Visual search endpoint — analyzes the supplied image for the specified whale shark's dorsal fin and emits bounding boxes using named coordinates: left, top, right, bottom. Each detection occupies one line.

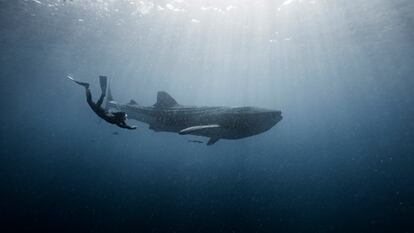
left=154, top=91, right=178, bottom=108
left=129, top=99, right=138, bottom=105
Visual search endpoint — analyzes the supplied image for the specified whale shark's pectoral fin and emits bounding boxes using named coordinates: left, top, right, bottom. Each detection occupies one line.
left=179, top=124, right=220, bottom=135
left=207, top=137, right=220, bottom=145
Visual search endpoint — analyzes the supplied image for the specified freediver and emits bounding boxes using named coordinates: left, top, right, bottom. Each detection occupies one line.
left=68, top=75, right=136, bottom=130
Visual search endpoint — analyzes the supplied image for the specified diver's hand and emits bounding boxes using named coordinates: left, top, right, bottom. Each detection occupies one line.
left=129, top=125, right=137, bottom=130
left=118, top=123, right=137, bottom=130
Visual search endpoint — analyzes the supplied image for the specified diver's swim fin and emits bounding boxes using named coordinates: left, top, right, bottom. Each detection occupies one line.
left=67, top=76, right=89, bottom=88
left=104, top=76, right=114, bottom=110
left=99, top=75, right=108, bottom=94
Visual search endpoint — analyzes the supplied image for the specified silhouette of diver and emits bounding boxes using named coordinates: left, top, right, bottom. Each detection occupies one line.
left=68, top=75, right=136, bottom=130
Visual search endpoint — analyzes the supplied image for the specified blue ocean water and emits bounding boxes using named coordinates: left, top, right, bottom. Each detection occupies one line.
left=0, top=0, right=413, bottom=232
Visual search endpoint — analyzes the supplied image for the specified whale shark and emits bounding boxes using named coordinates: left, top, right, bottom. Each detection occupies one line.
left=103, top=78, right=282, bottom=145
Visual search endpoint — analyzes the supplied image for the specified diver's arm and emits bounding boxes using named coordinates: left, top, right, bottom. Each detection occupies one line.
left=124, top=125, right=137, bottom=130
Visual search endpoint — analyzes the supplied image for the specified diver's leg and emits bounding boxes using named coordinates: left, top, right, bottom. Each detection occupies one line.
left=99, top=76, right=108, bottom=94
left=68, top=76, right=94, bottom=105
left=96, top=92, right=105, bottom=107
left=96, top=76, right=108, bottom=107
left=68, top=77, right=95, bottom=106
left=85, top=88, right=94, bottom=106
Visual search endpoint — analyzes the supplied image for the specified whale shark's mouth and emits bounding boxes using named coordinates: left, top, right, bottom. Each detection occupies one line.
left=271, top=111, right=282, bottom=119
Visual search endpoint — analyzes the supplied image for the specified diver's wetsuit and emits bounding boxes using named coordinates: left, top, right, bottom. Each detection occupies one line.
left=69, top=76, right=136, bottom=130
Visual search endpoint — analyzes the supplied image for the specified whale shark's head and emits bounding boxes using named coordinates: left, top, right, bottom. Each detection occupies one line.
left=227, top=107, right=282, bottom=138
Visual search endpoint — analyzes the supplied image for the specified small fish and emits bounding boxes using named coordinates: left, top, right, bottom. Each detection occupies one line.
left=112, top=132, right=119, bottom=135
left=188, top=140, right=203, bottom=144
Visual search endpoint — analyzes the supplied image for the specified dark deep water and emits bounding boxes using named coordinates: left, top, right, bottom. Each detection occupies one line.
left=1, top=0, right=414, bottom=232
